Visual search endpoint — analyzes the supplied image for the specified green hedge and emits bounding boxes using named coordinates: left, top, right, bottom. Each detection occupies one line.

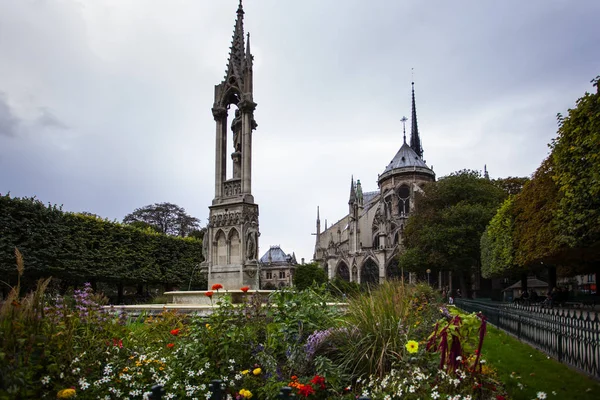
left=0, top=194, right=203, bottom=289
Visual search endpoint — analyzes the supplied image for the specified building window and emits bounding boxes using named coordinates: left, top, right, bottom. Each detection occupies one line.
left=279, top=271, right=286, bottom=279
left=398, top=185, right=410, bottom=216
left=266, top=272, right=272, bottom=280
left=588, top=274, right=595, bottom=283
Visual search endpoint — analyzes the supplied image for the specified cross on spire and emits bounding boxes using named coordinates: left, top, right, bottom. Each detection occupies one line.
left=400, top=116, right=408, bottom=144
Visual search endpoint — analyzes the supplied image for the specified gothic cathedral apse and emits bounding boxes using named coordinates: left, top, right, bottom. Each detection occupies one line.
left=201, top=1, right=260, bottom=290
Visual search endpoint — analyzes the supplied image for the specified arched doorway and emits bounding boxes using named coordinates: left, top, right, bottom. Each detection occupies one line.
left=336, top=261, right=350, bottom=282
left=361, top=258, right=379, bottom=286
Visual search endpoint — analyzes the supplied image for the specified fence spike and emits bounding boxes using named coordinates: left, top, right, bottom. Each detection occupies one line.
left=278, top=386, right=296, bottom=398
left=148, top=384, right=164, bottom=400
left=209, top=379, right=226, bottom=400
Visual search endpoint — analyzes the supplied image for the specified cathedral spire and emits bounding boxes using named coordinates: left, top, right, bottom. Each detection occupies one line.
left=348, top=175, right=356, bottom=205
left=410, top=82, right=423, bottom=158
left=225, top=0, right=246, bottom=80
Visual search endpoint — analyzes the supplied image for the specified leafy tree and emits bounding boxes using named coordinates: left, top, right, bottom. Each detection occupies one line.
left=399, top=170, right=506, bottom=296
left=491, top=177, right=530, bottom=196
left=511, top=158, right=563, bottom=269
left=550, top=77, right=600, bottom=251
left=123, top=202, right=201, bottom=237
left=293, top=262, right=328, bottom=291
left=481, top=197, right=521, bottom=278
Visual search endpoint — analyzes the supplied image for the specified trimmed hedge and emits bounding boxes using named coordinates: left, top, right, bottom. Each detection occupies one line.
left=0, top=194, right=203, bottom=291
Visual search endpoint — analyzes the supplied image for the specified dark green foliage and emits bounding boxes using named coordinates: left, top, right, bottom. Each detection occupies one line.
left=293, top=262, right=328, bottom=291
left=491, top=176, right=530, bottom=196
left=551, top=77, right=600, bottom=250
left=123, top=202, right=201, bottom=237
left=0, top=194, right=203, bottom=289
left=481, top=197, right=521, bottom=278
left=400, top=170, right=506, bottom=286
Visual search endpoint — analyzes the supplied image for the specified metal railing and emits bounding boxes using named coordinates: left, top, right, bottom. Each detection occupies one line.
left=147, top=380, right=372, bottom=399
left=456, top=299, right=600, bottom=379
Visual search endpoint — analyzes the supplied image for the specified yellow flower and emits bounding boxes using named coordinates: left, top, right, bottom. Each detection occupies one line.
left=57, top=388, right=77, bottom=398
left=252, top=367, right=262, bottom=376
left=239, top=388, right=253, bottom=399
left=205, top=323, right=211, bottom=330
left=241, top=369, right=249, bottom=375
left=405, top=340, right=419, bottom=354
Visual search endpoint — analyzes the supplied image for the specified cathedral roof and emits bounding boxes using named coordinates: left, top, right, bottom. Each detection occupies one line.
left=259, top=245, right=296, bottom=264
left=382, top=142, right=430, bottom=174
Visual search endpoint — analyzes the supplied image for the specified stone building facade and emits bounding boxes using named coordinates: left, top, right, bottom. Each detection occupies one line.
left=201, top=2, right=260, bottom=290
left=259, top=245, right=298, bottom=289
left=313, top=84, right=435, bottom=284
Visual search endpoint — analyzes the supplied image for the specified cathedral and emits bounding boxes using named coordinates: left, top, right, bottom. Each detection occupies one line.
left=313, top=84, right=436, bottom=284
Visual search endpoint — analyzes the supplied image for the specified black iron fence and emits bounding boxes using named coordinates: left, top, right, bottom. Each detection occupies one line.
left=455, top=299, right=600, bottom=379
left=147, top=380, right=372, bottom=399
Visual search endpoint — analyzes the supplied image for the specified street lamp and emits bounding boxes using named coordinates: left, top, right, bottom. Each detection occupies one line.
left=426, top=269, right=431, bottom=285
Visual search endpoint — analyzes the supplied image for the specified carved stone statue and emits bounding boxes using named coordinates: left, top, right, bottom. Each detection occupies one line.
left=246, top=233, right=256, bottom=260
left=202, top=234, right=209, bottom=261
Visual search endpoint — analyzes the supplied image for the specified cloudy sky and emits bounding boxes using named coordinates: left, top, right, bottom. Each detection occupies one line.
left=1, top=0, right=599, bottom=262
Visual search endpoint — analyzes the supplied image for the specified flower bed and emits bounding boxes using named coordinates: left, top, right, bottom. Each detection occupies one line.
left=1, top=258, right=507, bottom=399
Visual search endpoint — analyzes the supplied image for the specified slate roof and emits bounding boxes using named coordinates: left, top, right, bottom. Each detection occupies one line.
left=382, top=142, right=430, bottom=174
left=259, top=245, right=295, bottom=264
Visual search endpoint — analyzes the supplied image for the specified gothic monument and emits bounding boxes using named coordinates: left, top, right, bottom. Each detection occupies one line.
left=313, top=83, right=436, bottom=285
left=202, top=1, right=259, bottom=290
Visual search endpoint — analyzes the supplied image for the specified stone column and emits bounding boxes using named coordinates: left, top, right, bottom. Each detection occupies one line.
left=239, top=100, right=256, bottom=195
left=212, top=107, right=227, bottom=199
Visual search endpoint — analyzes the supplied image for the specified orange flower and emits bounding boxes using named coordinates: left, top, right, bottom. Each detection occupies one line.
left=211, top=283, right=223, bottom=291
left=240, top=286, right=250, bottom=293
left=291, top=375, right=298, bottom=381
left=170, top=328, right=180, bottom=336
left=205, top=291, right=214, bottom=298
left=166, top=343, right=175, bottom=348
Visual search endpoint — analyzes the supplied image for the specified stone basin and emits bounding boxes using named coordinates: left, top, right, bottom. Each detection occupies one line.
left=164, top=289, right=273, bottom=306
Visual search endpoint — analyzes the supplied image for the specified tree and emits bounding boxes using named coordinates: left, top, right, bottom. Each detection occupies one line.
left=491, top=177, right=530, bottom=196
left=481, top=196, right=522, bottom=278
left=551, top=77, right=600, bottom=251
left=293, top=262, right=328, bottom=291
left=399, top=170, right=506, bottom=296
left=123, top=202, right=201, bottom=237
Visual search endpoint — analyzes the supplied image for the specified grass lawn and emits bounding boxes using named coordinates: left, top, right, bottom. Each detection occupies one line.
left=483, top=325, right=600, bottom=399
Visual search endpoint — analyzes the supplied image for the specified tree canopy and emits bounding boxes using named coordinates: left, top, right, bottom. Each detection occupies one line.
left=400, top=170, right=506, bottom=291
left=293, top=262, right=328, bottom=291
left=123, top=202, right=201, bottom=237
left=551, top=77, right=600, bottom=250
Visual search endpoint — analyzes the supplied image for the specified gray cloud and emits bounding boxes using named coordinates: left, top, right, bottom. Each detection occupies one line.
left=36, top=108, right=69, bottom=131
left=0, top=93, right=20, bottom=137
left=0, top=0, right=599, bottom=261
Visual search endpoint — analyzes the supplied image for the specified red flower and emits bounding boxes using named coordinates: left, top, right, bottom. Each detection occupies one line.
left=205, top=291, right=214, bottom=298
left=298, top=384, right=315, bottom=397
left=310, top=375, right=326, bottom=389
left=496, top=396, right=506, bottom=400
left=211, top=283, right=223, bottom=291
left=291, top=375, right=298, bottom=381
left=170, top=328, right=180, bottom=336
left=112, top=338, right=123, bottom=348
left=240, top=286, right=250, bottom=293
left=166, top=343, right=175, bottom=348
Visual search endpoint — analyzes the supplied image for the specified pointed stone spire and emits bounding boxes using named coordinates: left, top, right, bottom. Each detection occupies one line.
left=348, top=175, right=356, bottom=205
left=484, top=164, right=490, bottom=180
left=246, top=32, right=253, bottom=67
left=325, top=219, right=328, bottom=231
left=225, top=0, right=246, bottom=80
left=316, top=206, right=321, bottom=235
left=410, top=82, right=423, bottom=158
